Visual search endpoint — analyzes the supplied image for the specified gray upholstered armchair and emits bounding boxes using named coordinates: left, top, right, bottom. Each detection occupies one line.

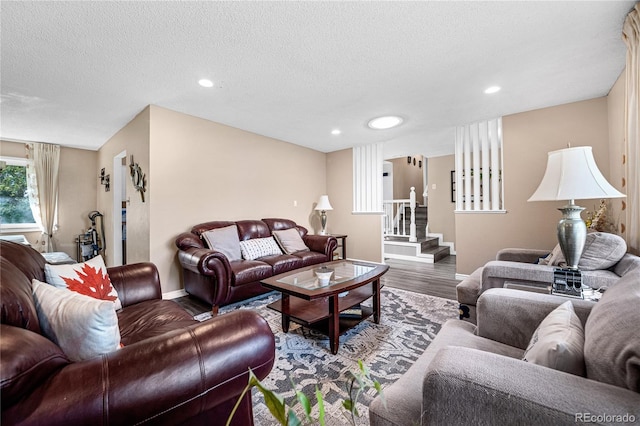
left=457, top=232, right=640, bottom=324
left=369, top=268, right=640, bottom=425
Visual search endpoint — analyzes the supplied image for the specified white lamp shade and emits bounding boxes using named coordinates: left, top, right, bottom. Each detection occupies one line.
left=315, top=195, right=333, bottom=211
left=528, top=146, right=625, bottom=202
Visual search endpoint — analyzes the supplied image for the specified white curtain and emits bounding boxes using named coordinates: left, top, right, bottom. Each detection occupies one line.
left=26, top=143, right=60, bottom=252
left=623, top=4, right=639, bottom=255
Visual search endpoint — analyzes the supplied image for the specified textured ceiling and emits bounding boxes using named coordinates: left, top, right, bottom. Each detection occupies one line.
left=0, top=1, right=635, bottom=157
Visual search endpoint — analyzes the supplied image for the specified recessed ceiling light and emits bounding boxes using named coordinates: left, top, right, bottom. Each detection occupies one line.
left=484, top=86, right=501, bottom=94
left=367, top=115, right=403, bottom=130
left=331, top=129, right=341, bottom=135
left=198, top=79, right=214, bottom=88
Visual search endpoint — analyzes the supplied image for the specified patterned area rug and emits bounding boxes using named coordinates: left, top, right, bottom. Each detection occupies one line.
left=196, top=287, right=458, bottom=425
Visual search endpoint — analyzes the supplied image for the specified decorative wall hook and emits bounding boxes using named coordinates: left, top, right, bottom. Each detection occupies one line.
left=100, top=168, right=110, bottom=191
left=129, top=155, right=146, bottom=202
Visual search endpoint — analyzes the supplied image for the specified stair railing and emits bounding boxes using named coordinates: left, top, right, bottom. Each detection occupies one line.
left=383, top=187, right=417, bottom=242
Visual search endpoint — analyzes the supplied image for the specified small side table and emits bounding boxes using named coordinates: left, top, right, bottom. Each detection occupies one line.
left=329, top=234, right=347, bottom=260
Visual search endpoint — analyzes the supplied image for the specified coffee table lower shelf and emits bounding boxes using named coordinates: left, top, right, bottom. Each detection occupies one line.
left=266, top=284, right=378, bottom=354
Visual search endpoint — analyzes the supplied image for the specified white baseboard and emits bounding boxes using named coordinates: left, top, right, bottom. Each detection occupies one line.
left=163, top=289, right=187, bottom=300
left=455, top=273, right=470, bottom=280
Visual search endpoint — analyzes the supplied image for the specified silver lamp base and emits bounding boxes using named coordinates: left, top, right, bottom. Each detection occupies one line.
left=556, top=201, right=586, bottom=270
left=320, top=210, right=327, bottom=235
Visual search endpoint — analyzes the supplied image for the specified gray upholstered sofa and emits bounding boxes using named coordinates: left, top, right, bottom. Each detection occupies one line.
left=457, top=232, right=640, bottom=324
left=369, top=267, right=640, bottom=425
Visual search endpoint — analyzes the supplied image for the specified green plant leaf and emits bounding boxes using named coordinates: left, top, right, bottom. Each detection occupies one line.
left=315, top=386, right=326, bottom=426
left=287, top=409, right=302, bottom=426
left=249, top=371, right=287, bottom=424
left=342, top=399, right=353, bottom=411
left=295, top=390, right=312, bottom=420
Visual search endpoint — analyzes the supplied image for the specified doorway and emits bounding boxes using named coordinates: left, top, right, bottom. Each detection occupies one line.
left=112, top=150, right=127, bottom=266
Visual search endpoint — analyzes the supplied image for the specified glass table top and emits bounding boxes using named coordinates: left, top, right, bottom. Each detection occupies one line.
left=276, top=261, right=376, bottom=290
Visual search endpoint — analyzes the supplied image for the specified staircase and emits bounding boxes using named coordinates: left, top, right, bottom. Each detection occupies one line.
left=382, top=188, right=453, bottom=264
left=384, top=234, right=451, bottom=264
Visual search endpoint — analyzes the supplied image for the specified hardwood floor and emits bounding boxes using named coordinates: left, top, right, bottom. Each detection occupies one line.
left=382, top=255, right=459, bottom=300
left=174, top=256, right=460, bottom=316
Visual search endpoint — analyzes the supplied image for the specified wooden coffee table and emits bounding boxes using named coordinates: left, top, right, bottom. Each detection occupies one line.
left=261, top=260, right=389, bottom=354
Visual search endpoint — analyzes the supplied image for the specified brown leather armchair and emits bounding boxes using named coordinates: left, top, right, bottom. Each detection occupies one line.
left=175, top=218, right=337, bottom=313
left=1, top=241, right=275, bottom=426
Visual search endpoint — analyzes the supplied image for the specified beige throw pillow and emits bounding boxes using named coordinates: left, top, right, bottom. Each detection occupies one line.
left=32, top=279, right=121, bottom=362
left=201, top=225, right=242, bottom=261
left=273, top=228, right=310, bottom=254
left=522, top=300, right=585, bottom=376
left=584, top=270, right=640, bottom=391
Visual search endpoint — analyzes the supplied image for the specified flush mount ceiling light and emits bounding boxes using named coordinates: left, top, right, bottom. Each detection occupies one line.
left=331, top=129, right=342, bottom=135
left=198, top=79, right=214, bottom=88
left=484, top=86, right=501, bottom=94
left=367, top=115, right=403, bottom=130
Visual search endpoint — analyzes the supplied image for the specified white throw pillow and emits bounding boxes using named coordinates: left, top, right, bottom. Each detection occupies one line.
left=44, top=255, right=122, bottom=310
left=273, top=228, right=310, bottom=254
left=239, top=237, right=283, bottom=260
left=32, top=279, right=121, bottom=362
left=201, top=225, right=242, bottom=261
left=522, top=301, right=585, bottom=376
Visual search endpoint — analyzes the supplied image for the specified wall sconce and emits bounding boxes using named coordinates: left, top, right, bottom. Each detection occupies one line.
left=100, top=168, right=110, bottom=192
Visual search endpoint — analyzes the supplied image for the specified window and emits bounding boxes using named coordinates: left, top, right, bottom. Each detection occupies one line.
left=0, top=157, right=37, bottom=231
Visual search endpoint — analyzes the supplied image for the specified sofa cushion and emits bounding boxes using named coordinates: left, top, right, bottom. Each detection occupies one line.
left=584, top=270, right=640, bottom=391
left=32, top=279, right=121, bottom=362
left=273, top=228, right=310, bottom=254
left=201, top=225, right=242, bottom=261
left=239, top=237, right=283, bottom=260
left=231, top=260, right=274, bottom=286
left=522, top=300, right=585, bottom=376
left=0, top=324, right=69, bottom=406
left=541, top=233, right=627, bottom=271
left=44, top=255, right=122, bottom=310
left=117, top=299, right=196, bottom=346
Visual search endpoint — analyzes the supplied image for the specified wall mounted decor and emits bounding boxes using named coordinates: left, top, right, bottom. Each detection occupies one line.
left=100, top=168, right=110, bottom=192
left=129, top=155, right=146, bottom=202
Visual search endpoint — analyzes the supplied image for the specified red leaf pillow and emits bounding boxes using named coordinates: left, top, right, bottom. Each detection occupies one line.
left=44, top=255, right=122, bottom=310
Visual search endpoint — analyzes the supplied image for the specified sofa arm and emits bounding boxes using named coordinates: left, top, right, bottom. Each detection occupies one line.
left=495, top=248, right=550, bottom=263
left=476, top=288, right=594, bottom=350
left=2, top=310, right=276, bottom=426
left=482, top=260, right=554, bottom=291
left=303, top=235, right=338, bottom=259
left=178, top=247, right=232, bottom=306
left=107, top=262, right=162, bottom=307
left=423, top=347, right=640, bottom=425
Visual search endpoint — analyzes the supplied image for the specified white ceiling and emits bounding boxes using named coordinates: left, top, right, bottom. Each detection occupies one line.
left=1, top=1, right=635, bottom=158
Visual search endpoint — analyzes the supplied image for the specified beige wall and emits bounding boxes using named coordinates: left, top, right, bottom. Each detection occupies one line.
left=455, top=97, right=611, bottom=274
left=427, top=154, right=456, bottom=245
left=326, top=148, right=383, bottom=263
left=148, top=106, right=328, bottom=293
left=97, top=107, right=151, bottom=266
left=391, top=155, right=424, bottom=201
left=606, top=71, right=628, bottom=240
left=1, top=140, right=97, bottom=259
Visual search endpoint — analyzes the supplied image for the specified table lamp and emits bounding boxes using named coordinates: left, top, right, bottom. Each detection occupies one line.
left=528, top=146, right=625, bottom=270
left=315, top=195, right=333, bottom=235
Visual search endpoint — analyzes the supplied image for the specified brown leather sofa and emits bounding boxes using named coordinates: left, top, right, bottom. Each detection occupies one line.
left=0, top=240, right=275, bottom=426
left=175, top=218, right=337, bottom=312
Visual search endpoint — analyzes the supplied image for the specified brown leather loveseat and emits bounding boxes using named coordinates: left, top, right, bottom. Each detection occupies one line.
left=175, top=218, right=337, bottom=312
left=0, top=240, right=275, bottom=425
